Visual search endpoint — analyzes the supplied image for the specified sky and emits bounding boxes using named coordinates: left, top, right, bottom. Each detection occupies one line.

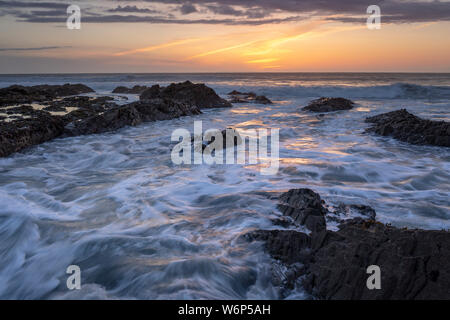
left=0, top=0, right=449, bottom=73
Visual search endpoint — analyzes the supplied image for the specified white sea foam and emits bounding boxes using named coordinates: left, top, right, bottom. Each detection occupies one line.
left=0, top=73, right=449, bottom=299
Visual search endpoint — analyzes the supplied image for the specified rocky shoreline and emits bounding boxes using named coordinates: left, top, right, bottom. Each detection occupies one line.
left=244, top=188, right=450, bottom=300
left=1, top=81, right=449, bottom=300
left=0, top=81, right=230, bottom=157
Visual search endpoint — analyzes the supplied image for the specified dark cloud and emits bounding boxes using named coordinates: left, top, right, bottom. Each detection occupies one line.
left=17, top=12, right=303, bottom=25
left=1, top=0, right=449, bottom=25
left=0, top=46, right=70, bottom=52
left=0, top=1, right=67, bottom=9
left=108, top=5, right=158, bottom=14
left=130, top=0, right=450, bottom=23
left=179, top=3, right=197, bottom=15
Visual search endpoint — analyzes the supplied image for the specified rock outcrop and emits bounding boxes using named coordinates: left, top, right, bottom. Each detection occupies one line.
left=244, top=188, right=450, bottom=300
left=228, top=91, right=273, bottom=105
left=112, top=85, right=149, bottom=94
left=366, top=109, right=450, bottom=147
left=140, top=81, right=232, bottom=109
left=64, top=99, right=201, bottom=136
left=1, top=81, right=222, bottom=157
left=277, top=189, right=327, bottom=232
left=303, top=97, right=354, bottom=113
left=0, top=84, right=94, bottom=106
left=0, top=113, right=65, bottom=157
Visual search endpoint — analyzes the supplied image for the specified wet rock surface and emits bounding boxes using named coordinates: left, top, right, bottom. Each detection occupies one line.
left=227, top=90, right=273, bottom=105
left=112, top=85, right=149, bottom=94
left=140, top=81, right=232, bottom=109
left=244, top=188, right=450, bottom=300
left=0, top=113, right=65, bottom=158
left=0, top=81, right=219, bottom=157
left=303, top=97, right=355, bottom=113
left=64, top=99, right=201, bottom=136
left=366, top=109, right=450, bottom=147
left=277, top=189, right=327, bottom=232
left=0, top=84, right=94, bottom=106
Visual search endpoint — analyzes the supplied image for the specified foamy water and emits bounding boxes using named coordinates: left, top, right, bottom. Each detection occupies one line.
left=0, top=73, right=449, bottom=299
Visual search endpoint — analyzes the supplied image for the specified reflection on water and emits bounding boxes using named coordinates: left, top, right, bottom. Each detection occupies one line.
left=0, top=74, right=449, bottom=300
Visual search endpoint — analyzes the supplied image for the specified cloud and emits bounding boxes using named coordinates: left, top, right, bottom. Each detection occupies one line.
left=107, top=5, right=159, bottom=14
left=179, top=3, right=197, bottom=15
left=130, top=0, right=450, bottom=23
left=0, top=1, right=67, bottom=9
left=1, top=0, right=449, bottom=25
left=0, top=46, right=70, bottom=52
left=16, top=12, right=304, bottom=25
left=115, top=38, right=200, bottom=56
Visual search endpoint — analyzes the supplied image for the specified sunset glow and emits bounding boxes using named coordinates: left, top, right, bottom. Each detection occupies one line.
left=0, top=0, right=449, bottom=73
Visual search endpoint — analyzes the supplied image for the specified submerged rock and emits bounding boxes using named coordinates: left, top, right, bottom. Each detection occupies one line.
left=112, top=85, right=149, bottom=94
left=366, top=109, right=450, bottom=147
left=196, top=128, right=243, bottom=151
left=303, top=97, right=354, bottom=113
left=228, top=91, right=273, bottom=105
left=244, top=188, right=450, bottom=300
left=140, top=81, right=232, bottom=109
left=0, top=84, right=94, bottom=106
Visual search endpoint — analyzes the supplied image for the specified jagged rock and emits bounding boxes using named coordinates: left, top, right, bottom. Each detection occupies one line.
left=112, top=85, right=149, bottom=94
left=228, top=91, right=273, bottom=105
left=0, top=84, right=203, bottom=156
left=277, top=189, right=327, bottom=232
left=0, top=84, right=94, bottom=106
left=140, top=81, right=232, bottom=109
left=0, top=113, right=65, bottom=157
left=64, top=98, right=201, bottom=136
left=304, top=219, right=450, bottom=300
left=244, top=189, right=450, bottom=300
left=365, top=109, right=450, bottom=147
left=303, top=97, right=354, bottom=113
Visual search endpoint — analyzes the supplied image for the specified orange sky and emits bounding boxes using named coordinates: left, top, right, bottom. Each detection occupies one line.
left=0, top=2, right=449, bottom=73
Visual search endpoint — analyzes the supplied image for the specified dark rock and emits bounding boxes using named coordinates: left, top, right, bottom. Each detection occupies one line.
left=64, top=98, right=201, bottom=136
left=0, top=113, right=65, bottom=157
left=192, top=128, right=243, bottom=152
left=244, top=230, right=312, bottom=265
left=112, top=85, right=149, bottom=94
left=277, top=189, right=327, bottom=232
left=330, top=203, right=377, bottom=222
left=303, top=97, right=354, bottom=113
left=139, top=85, right=161, bottom=100
left=304, top=219, right=450, bottom=300
left=244, top=189, right=450, bottom=300
left=365, top=109, right=450, bottom=147
left=0, top=84, right=94, bottom=106
left=140, top=81, right=232, bottom=109
left=228, top=91, right=273, bottom=105
left=0, top=89, right=202, bottom=156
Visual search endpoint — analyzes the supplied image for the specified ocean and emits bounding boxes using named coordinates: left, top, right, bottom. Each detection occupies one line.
left=0, top=73, right=449, bottom=299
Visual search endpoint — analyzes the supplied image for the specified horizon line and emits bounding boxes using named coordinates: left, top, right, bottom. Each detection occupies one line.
left=1, top=71, right=450, bottom=76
